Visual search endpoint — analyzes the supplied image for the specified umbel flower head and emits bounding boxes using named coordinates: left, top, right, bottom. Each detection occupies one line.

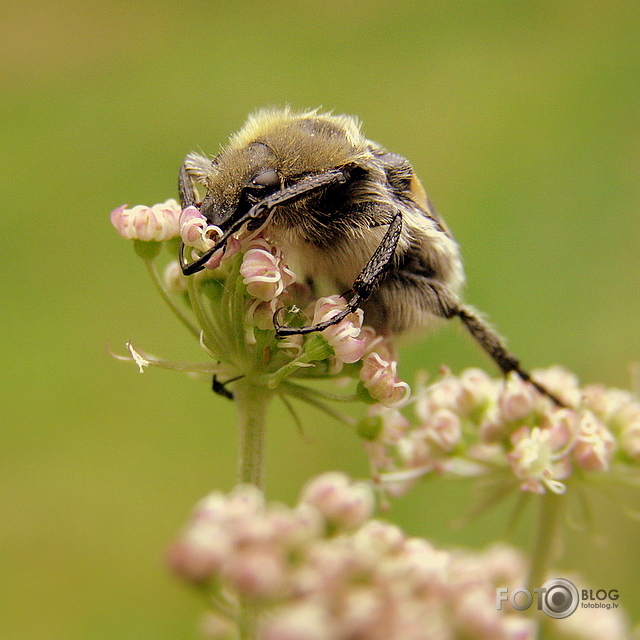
left=111, top=199, right=181, bottom=241
left=109, top=200, right=412, bottom=410
left=362, top=366, right=640, bottom=500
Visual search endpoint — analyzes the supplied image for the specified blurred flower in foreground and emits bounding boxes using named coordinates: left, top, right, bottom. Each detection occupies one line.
left=361, top=366, right=640, bottom=499
left=168, top=475, right=629, bottom=640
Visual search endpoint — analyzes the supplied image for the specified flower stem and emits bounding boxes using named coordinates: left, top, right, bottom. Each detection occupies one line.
left=233, top=378, right=272, bottom=489
left=527, top=492, right=564, bottom=597
left=232, top=378, right=273, bottom=640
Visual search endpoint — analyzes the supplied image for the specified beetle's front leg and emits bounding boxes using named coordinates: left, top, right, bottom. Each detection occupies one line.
left=274, top=211, right=403, bottom=336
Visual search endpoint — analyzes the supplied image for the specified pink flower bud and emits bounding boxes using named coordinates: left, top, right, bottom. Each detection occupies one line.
left=192, top=492, right=227, bottom=524
left=379, top=537, right=449, bottom=592
left=223, top=548, right=287, bottom=599
left=240, top=246, right=295, bottom=301
left=352, top=520, right=405, bottom=557
left=179, top=205, right=223, bottom=254
left=311, top=296, right=365, bottom=364
left=268, top=503, right=325, bottom=547
left=480, top=543, right=529, bottom=586
left=478, top=407, right=509, bottom=443
left=531, top=365, right=582, bottom=407
left=110, top=199, right=181, bottom=241
left=339, top=587, right=382, bottom=638
left=424, top=408, right=462, bottom=451
left=498, top=373, right=538, bottom=423
left=540, top=408, right=574, bottom=450
left=397, top=433, right=433, bottom=468
left=459, top=368, right=498, bottom=413
left=223, top=484, right=266, bottom=522
left=418, top=373, right=464, bottom=416
left=360, top=352, right=410, bottom=408
left=454, top=587, right=539, bottom=640
left=167, top=525, right=231, bottom=584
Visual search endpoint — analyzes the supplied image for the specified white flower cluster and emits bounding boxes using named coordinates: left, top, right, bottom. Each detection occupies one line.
left=363, top=366, right=640, bottom=497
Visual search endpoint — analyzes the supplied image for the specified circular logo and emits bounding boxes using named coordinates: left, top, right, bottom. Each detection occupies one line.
left=540, top=578, right=579, bottom=619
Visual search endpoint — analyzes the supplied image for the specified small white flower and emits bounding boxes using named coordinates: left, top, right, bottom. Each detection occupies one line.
left=126, top=342, right=149, bottom=373
left=507, top=426, right=570, bottom=494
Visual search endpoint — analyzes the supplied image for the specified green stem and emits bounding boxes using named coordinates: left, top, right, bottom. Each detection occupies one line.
left=185, top=273, right=228, bottom=360
left=233, top=378, right=272, bottom=489
left=527, top=491, right=564, bottom=597
left=232, top=378, right=273, bottom=640
left=144, top=259, right=200, bottom=338
left=280, top=381, right=358, bottom=427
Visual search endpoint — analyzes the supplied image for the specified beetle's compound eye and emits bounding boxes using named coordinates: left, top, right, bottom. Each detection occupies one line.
left=251, top=170, right=281, bottom=189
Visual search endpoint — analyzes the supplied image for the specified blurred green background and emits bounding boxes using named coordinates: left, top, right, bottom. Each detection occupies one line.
left=2, top=0, right=639, bottom=637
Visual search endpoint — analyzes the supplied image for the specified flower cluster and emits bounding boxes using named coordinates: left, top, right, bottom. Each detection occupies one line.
left=362, top=366, right=640, bottom=497
left=168, top=474, right=531, bottom=640
left=109, top=200, right=411, bottom=407
left=111, top=197, right=637, bottom=640
left=169, top=474, right=629, bottom=640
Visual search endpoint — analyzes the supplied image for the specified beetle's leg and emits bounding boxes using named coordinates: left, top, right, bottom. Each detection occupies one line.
left=274, top=211, right=402, bottom=336
left=180, top=168, right=350, bottom=276
left=179, top=161, right=201, bottom=209
left=454, top=305, right=565, bottom=406
left=211, top=374, right=243, bottom=400
left=212, top=375, right=234, bottom=400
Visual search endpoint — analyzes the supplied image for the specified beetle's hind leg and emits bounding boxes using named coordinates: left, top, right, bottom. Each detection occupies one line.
left=454, top=305, right=565, bottom=406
